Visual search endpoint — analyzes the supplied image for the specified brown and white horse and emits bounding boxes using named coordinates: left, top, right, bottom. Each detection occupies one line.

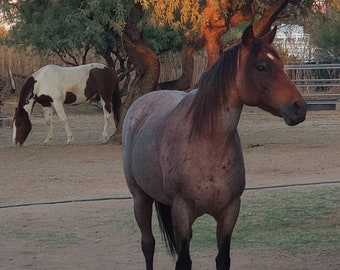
left=12, top=63, right=121, bottom=145
left=122, top=26, right=307, bottom=270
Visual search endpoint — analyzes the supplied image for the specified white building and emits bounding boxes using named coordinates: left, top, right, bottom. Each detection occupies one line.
left=274, top=24, right=335, bottom=63
left=274, top=24, right=312, bottom=62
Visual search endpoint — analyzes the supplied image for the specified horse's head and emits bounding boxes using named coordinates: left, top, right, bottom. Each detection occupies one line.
left=236, top=25, right=307, bottom=126
left=13, top=107, right=32, bottom=146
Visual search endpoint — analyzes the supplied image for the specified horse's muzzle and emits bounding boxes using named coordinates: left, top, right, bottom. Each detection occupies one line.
left=281, top=100, right=307, bottom=126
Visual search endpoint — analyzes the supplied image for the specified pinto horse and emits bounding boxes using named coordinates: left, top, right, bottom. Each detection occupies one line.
left=12, top=63, right=121, bottom=145
left=122, top=26, right=307, bottom=270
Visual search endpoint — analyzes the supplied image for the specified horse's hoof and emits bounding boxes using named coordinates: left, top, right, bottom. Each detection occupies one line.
left=43, top=139, right=52, bottom=145
left=66, top=136, right=74, bottom=145
left=99, top=136, right=109, bottom=143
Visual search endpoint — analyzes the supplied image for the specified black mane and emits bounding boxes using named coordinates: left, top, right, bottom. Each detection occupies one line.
left=18, top=76, right=36, bottom=108
left=190, top=44, right=241, bottom=136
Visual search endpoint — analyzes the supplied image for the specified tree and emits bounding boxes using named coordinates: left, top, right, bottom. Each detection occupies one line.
left=307, top=5, right=340, bottom=60
left=1, top=0, right=127, bottom=66
left=0, top=0, right=323, bottom=137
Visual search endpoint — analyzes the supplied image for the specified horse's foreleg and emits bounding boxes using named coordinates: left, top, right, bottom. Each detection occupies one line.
left=99, top=99, right=115, bottom=143
left=172, top=198, right=194, bottom=270
left=215, top=197, right=241, bottom=270
left=53, top=103, right=73, bottom=144
left=42, top=106, right=54, bottom=145
left=133, top=192, right=155, bottom=270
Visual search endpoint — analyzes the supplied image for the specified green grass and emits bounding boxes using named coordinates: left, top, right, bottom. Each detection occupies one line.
left=191, top=185, right=339, bottom=255
left=115, top=185, right=339, bottom=255
left=0, top=228, right=80, bottom=247
left=64, top=103, right=104, bottom=115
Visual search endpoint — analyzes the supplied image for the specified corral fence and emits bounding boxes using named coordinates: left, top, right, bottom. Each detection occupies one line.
left=285, top=63, right=340, bottom=110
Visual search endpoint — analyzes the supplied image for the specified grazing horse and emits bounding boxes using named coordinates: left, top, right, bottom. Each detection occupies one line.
left=122, top=26, right=307, bottom=270
left=12, top=63, right=121, bottom=145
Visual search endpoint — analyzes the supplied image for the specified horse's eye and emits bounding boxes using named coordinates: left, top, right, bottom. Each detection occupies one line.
left=256, top=65, right=266, bottom=72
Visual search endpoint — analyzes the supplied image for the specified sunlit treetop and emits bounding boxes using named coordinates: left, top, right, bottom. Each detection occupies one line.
left=136, top=0, right=202, bottom=30
left=331, top=0, right=340, bottom=10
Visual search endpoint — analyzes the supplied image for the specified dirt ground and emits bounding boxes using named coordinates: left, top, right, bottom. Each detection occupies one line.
left=0, top=98, right=339, bottom=270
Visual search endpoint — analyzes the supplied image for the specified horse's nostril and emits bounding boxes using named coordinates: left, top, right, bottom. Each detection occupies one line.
left=293, top=100, right=307, bottom=116
left=293, top=101, right=301, bottom=110
left=293, top=102, right=301, bottom=115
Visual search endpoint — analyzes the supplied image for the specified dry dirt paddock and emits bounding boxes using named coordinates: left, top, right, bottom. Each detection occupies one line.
left=0, top=100, right=339, bottom=270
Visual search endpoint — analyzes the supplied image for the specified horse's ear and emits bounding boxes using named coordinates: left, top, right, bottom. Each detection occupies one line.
left=242, top=25, right=255, bottom=48
left=261, top=26, right=277, bottom=44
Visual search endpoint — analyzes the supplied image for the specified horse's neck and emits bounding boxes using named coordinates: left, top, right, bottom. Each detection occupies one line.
left=215, top=105, right=243, bottom=146
left=23, top=98, right=35, bottom=116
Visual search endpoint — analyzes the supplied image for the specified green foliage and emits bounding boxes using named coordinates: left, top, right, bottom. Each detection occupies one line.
left=0, top=0, right=332, bottom=66
left=1, top=0, right=131, bottom=63
left=143, top=24, right=184, bottom=54
left=81, top=0, right=132, bottom=36
left=308, top=8, right=340, bottom=60
left=223, top=22, right=249, bottom=46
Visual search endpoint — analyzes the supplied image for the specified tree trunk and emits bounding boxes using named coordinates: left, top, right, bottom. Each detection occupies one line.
left=201, top=0, right=228, bottom=68
left=253, top=0, right=290, bottom=37
left=158, top=43, right=195, bottom=91
left=111, top=22, right=160, bottom=143
left=201, top=0, right=255, bottom=68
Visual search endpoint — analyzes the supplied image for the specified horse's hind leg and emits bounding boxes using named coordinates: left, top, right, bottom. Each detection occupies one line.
left=42, top=106, right=54, bottom=145
left=53, top=102, right=74, bottom=144
left=99, top=98, right=114, bottom=143
left=215, top=197, right=241, bottom=270
left=132, top=191, right=155, bottom=270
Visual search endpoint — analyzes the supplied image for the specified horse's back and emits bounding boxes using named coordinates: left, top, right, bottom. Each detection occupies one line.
left=33, top=63, right=106, bottom=82
left=31, top=63, right=108, bottom=103
left=123, top=90, right=188, bottom=146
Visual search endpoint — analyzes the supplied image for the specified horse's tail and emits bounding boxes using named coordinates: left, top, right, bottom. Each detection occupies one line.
left=155, top=201, right=177, bottom=257
left=112, top=79, right=121, bottom=125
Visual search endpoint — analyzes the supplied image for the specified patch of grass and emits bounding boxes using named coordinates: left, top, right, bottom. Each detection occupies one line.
left=1, top=228, right=80, bottom=247
left=89, top=208, right=139, bottom=234
left=0, top=197, right=9, bottom=204
left=190, top=185, right=339, bottom=255
left=64, top=103, right=103, bottom=115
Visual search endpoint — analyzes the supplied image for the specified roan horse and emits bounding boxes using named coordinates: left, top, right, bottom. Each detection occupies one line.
left=122, top=26, right=307, bottom=270
left=12, top=63, right=121, bottom=145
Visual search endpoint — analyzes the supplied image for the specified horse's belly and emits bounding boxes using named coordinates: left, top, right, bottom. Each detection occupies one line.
left=124, top=121, right=170, bottom=204
left=129, top=153, right=171, bottom=204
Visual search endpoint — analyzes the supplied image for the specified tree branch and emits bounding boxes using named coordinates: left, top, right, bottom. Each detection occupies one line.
left=253, top=0, right=290, bottom=37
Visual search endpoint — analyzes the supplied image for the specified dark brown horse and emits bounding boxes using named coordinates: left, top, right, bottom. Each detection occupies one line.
left=122, top=26, right=307, bottom=270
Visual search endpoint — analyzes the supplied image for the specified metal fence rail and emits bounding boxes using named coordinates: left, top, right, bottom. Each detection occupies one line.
left=284, top=64, right=340, bottom=109
left=285, top=64, right=340, bottom=89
